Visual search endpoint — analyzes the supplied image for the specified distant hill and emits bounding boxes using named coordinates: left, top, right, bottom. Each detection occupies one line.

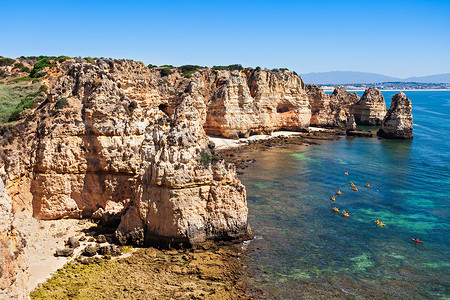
left=300, top=71, right=450, bottom=85
left=403, top=73, right=450, bottom=84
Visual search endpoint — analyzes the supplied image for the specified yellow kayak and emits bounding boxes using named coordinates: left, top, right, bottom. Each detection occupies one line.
left=331, top=196, right=336, bottom=201
left=337, top=190, right=342, bottom=195
left=345, top=172, right=348, bottom=176
left=353, top=187, right=358, bottom=191
left=342, top=211, right=350, bottom=218
left=332, top=207, right=339, bottom=213
left=375, top=220, right=386, bottom=226
left=366, top=183, right=370, bottom=188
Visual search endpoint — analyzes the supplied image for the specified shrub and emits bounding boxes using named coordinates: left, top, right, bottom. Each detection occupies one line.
left=0, top=70, right=6, bottom=78
left=160, top=65, right=173, bottom=68
left=255, top=66, right=261, bottom=71
left=147, top=64, right=157, bottom=68
left=178, top=65, right=202, bottom=78
left=57, top=55, right=71, bottom=62
left=199, top=149, right=218, bottom=166
left=30, top=58, right=50, bottom=78
left=0, top=58, right=15, bottom=67
left=212, top=64, right=243, bottom=71
left=13, top=63, right=24, bottom=70
left=56, top=98, right=68, bottom=109
left=271, top=68, right=279, bottom=72
left=280, top=68, right=289, bottom=71
left=83, top=57, right=95, bottom=64
left=160, top=67, right=172, bottom=77
left=21, top=66, right=31, bottom=73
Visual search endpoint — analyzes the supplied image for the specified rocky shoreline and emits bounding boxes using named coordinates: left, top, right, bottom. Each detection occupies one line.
left=0, top=57, right=413, bottom=299
left=26, top=129, right=340, bottom=299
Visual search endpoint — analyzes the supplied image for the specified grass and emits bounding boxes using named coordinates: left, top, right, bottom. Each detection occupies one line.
left=0, top=82, right=43, bottom=124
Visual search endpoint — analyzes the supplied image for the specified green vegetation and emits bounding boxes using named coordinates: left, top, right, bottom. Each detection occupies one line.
left=21, top=66, right=31, bottom=73
left=178, top=65, right=203, bottom=78
left=212, top=64, right=243, bottom=71
left=147, top=64, right=157, bottom=68
left=255, top=66, right=261, bottom=71
left=200, top=149, right=218, bottom=166
left=30, top=58, right=50, bottom=78
left=160, top=65, right=173, bottom=68
left=160, top=67, right=172, bottom=77
left=83, top=57, right=95, bottom=64
left=121, top=245, right=133, bottom=253
left=57, top=55, right=71, bottom=62
left=0, top=58, right=15, bottom=67
left=55, top=97, right=68, bottom=109
left=13, top=63, right=24, bottom=70
left=0, top=83, right=45, bottom=123
left=271, top=68, right=279, bottom=72
left=11, top=76, right=33, bottom=83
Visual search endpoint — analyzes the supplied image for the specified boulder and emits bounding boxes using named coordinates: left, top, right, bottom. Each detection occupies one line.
left=55, top=248, right=74, bottom=257
left=82, top=245, right=97, bottom=257
left=66, top=237, right=80, bottom=248
left=96, top=235, right=107, bottom=243
left=98, top=244, right=122, bottom=256
left=377, top=92, right=413, bottom=139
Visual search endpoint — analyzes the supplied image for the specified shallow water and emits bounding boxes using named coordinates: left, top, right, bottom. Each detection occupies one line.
left=239, top=91, right=450, bottom=299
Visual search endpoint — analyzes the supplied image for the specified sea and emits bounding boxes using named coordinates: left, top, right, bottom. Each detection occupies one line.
left=239, top=91, right=450, bottom=299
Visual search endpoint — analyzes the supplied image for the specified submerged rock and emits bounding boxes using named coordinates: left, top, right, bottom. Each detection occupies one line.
left=353, top=87, right=386, bottom=125
left=377, top=92, right=413, bottom=139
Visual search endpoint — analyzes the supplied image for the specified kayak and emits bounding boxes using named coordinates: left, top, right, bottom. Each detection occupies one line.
left=411, top=239, right=424, bottom=244
left=332, top=207, right=339, bottom=213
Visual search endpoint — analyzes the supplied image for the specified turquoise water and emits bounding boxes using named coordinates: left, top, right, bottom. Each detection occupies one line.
left=240, top=91, right=450, bottom=299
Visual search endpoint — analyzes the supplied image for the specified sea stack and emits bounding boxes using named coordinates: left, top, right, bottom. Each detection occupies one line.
left=377, top=92, right=413, bottom=139
left=353, top=87, right=386, bottom=125
left=0, top=177, right=29, bottom=300
left=306, top=84, right=356, bottom=128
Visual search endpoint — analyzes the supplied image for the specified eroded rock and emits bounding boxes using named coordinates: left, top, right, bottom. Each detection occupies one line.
left=377, top=92, right=413, bottom=139
left=353, top=87, right=386, bottom=125
left=0, top=177, right=30, bottom=299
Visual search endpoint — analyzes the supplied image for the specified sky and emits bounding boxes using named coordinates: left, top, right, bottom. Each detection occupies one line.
left=1, top=0, right=449, bottom=78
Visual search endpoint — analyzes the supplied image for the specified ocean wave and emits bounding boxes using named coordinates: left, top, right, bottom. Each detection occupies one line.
left=413, top=106, right=448, bottom=116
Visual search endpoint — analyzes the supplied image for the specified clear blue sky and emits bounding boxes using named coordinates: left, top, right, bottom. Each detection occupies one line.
left=2, top=0, right=449, bottom=78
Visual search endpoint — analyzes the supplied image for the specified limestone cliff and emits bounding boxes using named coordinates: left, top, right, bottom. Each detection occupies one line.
left=198, top=69, right=311, bottom=138
left=0, top=176, right=30, bottom=300
left=353, top=87, right=386, bottom=125
left=377, top=92, right=413, bottom=139
left=0, top=59, right=253, bottom=247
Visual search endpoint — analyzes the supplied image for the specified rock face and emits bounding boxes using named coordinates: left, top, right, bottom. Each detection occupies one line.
left=203, top=69, right=311, bottom=138
left=377, top=92, right=413, bottom=139
left=353, top=87, right=386, bottom=125
left=0, top=59, right=253, bottom=247
left=307, top=85, right=360, bottom=128
left=346, top=115, right=357, bottom=132
left=0, top=177, right=29, bottom=300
